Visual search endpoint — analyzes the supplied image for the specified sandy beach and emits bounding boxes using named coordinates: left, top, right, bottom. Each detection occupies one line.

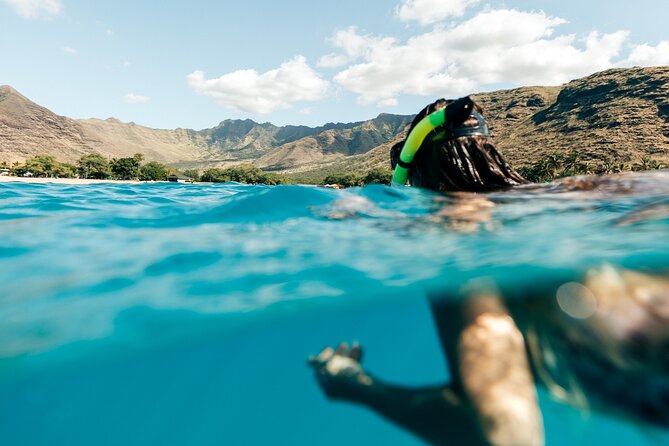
left=0, top=175, right=147, bottom=185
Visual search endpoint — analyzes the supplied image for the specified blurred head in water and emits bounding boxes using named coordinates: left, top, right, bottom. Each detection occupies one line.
left=391, top=98, right=528, bottom=192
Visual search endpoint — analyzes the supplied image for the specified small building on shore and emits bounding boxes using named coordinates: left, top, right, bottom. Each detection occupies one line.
left=167, top=175, right=194, bottom=183
left=0, top=168, right=9, bottom=176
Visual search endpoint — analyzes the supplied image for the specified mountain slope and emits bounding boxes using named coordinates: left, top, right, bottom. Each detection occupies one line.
left=498, top=67, right=669, bottom=167
left=78, top=118, right=210, bottom=163
left=0, top=86, right=101, bottom=163
left=255, top=113, right=411, bottom=170
left=0, top=86, right=212, bottom=164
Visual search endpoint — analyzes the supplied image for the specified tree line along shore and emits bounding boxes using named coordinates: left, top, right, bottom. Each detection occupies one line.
left=1, top=151, right=666, bottom=187
left=0, top=153, right=395, bottom=186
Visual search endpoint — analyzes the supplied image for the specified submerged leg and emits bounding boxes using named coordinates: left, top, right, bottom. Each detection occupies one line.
left=454, top=290, right=544, bottom=446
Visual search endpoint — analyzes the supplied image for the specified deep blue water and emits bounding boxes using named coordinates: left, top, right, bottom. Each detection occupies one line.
left=1, top=172, right=669, bottom=445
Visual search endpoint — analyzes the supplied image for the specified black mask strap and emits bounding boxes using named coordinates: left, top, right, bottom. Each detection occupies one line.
left=429, top=97, right=489, bottom=141
left=443, top=109, right=489, bottom=139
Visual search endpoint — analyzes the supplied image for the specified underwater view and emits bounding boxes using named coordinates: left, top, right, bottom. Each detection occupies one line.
left=1, top=171, right=669, bottom=445
left=3, top=0, right=669, bottom=443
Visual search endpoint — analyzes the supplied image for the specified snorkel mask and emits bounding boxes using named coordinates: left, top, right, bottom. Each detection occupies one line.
left=391, top=96, right=489, bottom=186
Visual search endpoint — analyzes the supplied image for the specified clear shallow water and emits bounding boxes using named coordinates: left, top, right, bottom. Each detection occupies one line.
left=1, top=172, right=669, bottom=445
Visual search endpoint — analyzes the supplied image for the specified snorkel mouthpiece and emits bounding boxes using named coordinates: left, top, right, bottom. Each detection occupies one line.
left=391, top=96, right=484, bottom=187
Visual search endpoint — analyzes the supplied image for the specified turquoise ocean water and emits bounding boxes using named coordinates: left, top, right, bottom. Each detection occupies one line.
left=1, top=171, right=669, bottom=445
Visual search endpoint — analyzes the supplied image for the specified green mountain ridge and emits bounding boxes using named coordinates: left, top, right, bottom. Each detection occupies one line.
left=193, top=113, right=411, bottom=164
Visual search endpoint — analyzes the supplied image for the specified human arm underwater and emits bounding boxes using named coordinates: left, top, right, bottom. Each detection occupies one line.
left=308, top=342, right=488, bottom=446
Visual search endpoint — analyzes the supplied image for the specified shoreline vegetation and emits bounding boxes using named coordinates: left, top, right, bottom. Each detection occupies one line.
left=515, top=152, right=667, bottom=183
left=0, top=153, right=396, bottom=187
left=1, top=151, right=666, bottom=188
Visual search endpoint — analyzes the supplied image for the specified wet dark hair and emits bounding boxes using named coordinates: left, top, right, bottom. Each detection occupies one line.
left=391, top=98, right=528, bottom=193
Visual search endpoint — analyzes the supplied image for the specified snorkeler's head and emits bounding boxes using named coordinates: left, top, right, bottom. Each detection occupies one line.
left=390, top=97, right=527, bottom=192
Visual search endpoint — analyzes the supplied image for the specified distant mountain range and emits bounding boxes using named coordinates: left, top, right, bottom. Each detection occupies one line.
left=0, top=86, right=411, bottom=173
left=1, top=66, right=668, bottom=176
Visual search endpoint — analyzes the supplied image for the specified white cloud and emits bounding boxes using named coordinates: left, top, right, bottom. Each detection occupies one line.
left=61, top=46, right=76, bottom=55
left=438, top=9, right=567, bottom=50
left=2, top=0, right=62, bottom=18
left=318, top=27, right=398, bottom=68
left=627, top=41, right=669, bottom=66
left=455, top=30, right=630, bottom=86
left=395, top=0, right=480, bottom=25
left=317, top=54, right=351, bottom=69
left=124, top=93, right=150, bottom=104
left=122, top=61, right=131, bottom=68
left=186, top=56, right=330, bottom=115
left=325, top=10, right=631, bottom=106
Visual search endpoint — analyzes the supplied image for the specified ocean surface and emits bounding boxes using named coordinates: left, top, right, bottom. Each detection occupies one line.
left=1, top=171, right=669, bottom=445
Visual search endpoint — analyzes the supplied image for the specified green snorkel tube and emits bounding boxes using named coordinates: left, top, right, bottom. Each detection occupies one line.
left=391, top=96, right=484, bottom=187
left=390, top=108, right=446, bottom=187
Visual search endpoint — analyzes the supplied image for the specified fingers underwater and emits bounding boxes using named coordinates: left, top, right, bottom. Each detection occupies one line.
left=350, top=341, right=363, bottom=362
left=335, top=342, right=349, bottom=355
left=307, top=341, right=364, bottom=369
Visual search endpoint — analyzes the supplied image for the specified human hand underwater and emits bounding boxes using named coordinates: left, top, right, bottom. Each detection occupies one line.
left=308, top=341, right=373, bottom=402
left=428, top=195, right=495, bottom=233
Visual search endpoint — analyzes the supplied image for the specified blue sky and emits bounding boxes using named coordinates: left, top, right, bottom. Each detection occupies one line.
left=1, top=0, right=668, bottom=130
